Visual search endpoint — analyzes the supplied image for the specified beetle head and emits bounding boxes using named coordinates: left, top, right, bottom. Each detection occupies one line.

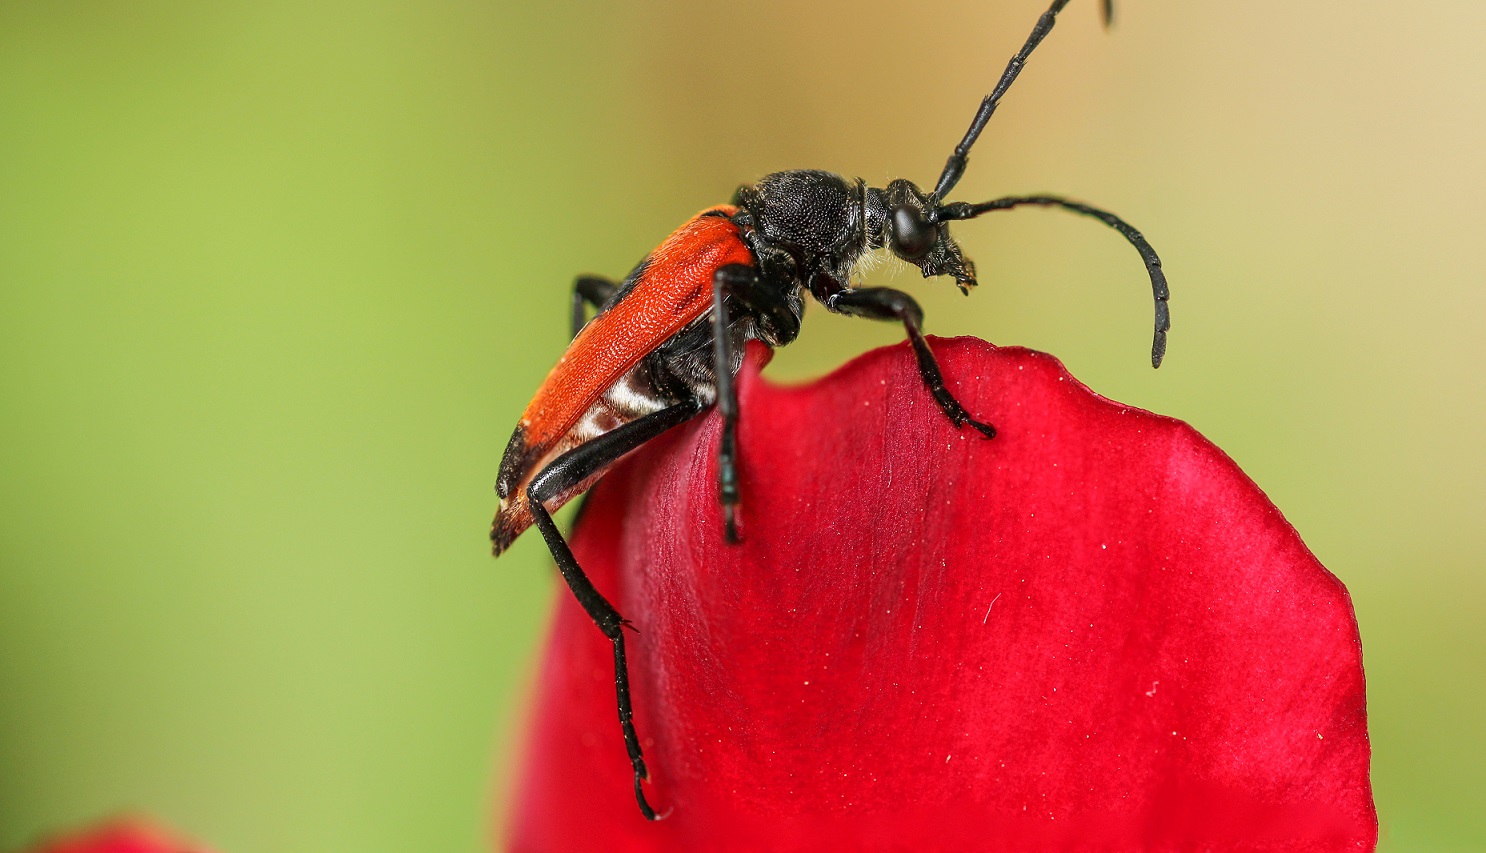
left=865, top=179, right=977, bottom=294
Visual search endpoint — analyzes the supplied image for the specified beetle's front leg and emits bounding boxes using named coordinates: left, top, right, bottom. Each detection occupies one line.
left=526, top=397, right=705, bottom=821
left=710, top=265, right=748, bottom=543
left=824, top=286, right=996, bottom=439
left=571, top=275, right=618, bottom=339
left=710, top=264, right=801, bottom=543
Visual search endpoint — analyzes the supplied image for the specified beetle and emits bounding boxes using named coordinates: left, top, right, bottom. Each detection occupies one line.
left=491, top=0, right=1170, bottom=821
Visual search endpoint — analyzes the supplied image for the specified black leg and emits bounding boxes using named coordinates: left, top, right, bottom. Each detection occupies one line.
left=526, top=397, right=705, bottom=821
left=710, top=264, right=801, bottom=543
left=572, top=275, right=618, bottom=339
left=710, top=270, right=742, bottom=544
left=824, top=287, right=996, bottom=439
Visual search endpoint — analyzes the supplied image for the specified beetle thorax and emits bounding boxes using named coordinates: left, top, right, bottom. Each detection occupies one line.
left=737, top=170, right=868, bottom=274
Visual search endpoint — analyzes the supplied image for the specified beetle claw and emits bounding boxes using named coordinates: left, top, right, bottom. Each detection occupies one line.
left=634, top=772, right=671, bottom=821
left=964, top=417, right=997, bottom=440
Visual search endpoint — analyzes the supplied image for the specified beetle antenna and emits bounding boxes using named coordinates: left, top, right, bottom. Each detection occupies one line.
left=939, top=194, right=1169, bottom=368
left=933, top=0, right=1111, bottom=200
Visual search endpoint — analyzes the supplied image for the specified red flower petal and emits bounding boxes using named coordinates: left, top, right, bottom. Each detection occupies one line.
left=27, top=819, right=212, bottom=853
left=509, top=338, right=1375, bottom=851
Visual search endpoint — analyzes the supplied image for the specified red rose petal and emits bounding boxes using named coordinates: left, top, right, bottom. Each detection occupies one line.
left=27, top=819, right=212, bottom=853
left=509, top=338, right=1375, bottom=852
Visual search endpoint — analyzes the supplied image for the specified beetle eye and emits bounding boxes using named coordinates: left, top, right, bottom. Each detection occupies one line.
left=890, top=205, right=937, bottom=260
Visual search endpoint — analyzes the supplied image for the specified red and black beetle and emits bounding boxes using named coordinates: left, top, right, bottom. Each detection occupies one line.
left=491, top=0, right=1169, bottom=820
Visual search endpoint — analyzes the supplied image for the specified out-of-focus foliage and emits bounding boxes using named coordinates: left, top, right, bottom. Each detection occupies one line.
left=1, top=1, right=1481, bottom=851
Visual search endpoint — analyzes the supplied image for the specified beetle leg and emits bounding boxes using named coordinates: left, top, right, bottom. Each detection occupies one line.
left=710, top=267, right=745, bottom=543
left=571, top=275, right=618, bottom=339
left=710, top=264, right=801, bottom=543
left=526, top=397, right=704, bottom=821
left=823, top=287, right=997, bottom=439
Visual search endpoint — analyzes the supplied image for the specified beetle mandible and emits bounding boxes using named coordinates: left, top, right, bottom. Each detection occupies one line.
left=491, top=0, right=1170, bottom=821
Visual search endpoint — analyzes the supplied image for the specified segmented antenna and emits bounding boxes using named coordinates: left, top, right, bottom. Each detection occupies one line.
left=940, top=195, right=1170, bottom=368
left=933, top=0, right=1112, bottom=200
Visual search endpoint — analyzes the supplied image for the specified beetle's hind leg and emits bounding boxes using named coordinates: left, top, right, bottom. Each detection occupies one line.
left=824, top=287, right=996, bottom=439
left=525, top=397, right=705, bottom=821
left=571, top=275, right=618, bottom=339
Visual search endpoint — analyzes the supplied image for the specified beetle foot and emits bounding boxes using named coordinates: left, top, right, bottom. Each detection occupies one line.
left=960, top=415, right=997, bottom=440
left=634, top=772, right=672, bottom=821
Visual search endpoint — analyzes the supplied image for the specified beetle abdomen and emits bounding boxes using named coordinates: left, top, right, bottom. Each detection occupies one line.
left=491, top=360, right=675, bottom=554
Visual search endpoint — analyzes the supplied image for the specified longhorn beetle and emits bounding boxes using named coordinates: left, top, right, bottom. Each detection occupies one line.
left=491, top=0, right=1170, bottom=821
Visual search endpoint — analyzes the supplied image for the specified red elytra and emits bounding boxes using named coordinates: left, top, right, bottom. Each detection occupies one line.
left=492, top=209, right=752, bottom=552
left=509, top=337, right=1375, bottom=852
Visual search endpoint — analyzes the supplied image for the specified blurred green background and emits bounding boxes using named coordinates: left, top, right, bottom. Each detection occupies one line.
left=1, top=1, right=1481, bottom=850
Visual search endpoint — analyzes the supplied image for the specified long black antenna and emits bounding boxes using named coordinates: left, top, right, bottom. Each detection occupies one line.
left=940, top=195, right=1170, bottom=368
left=933, top=0, right=1109, bottom=200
